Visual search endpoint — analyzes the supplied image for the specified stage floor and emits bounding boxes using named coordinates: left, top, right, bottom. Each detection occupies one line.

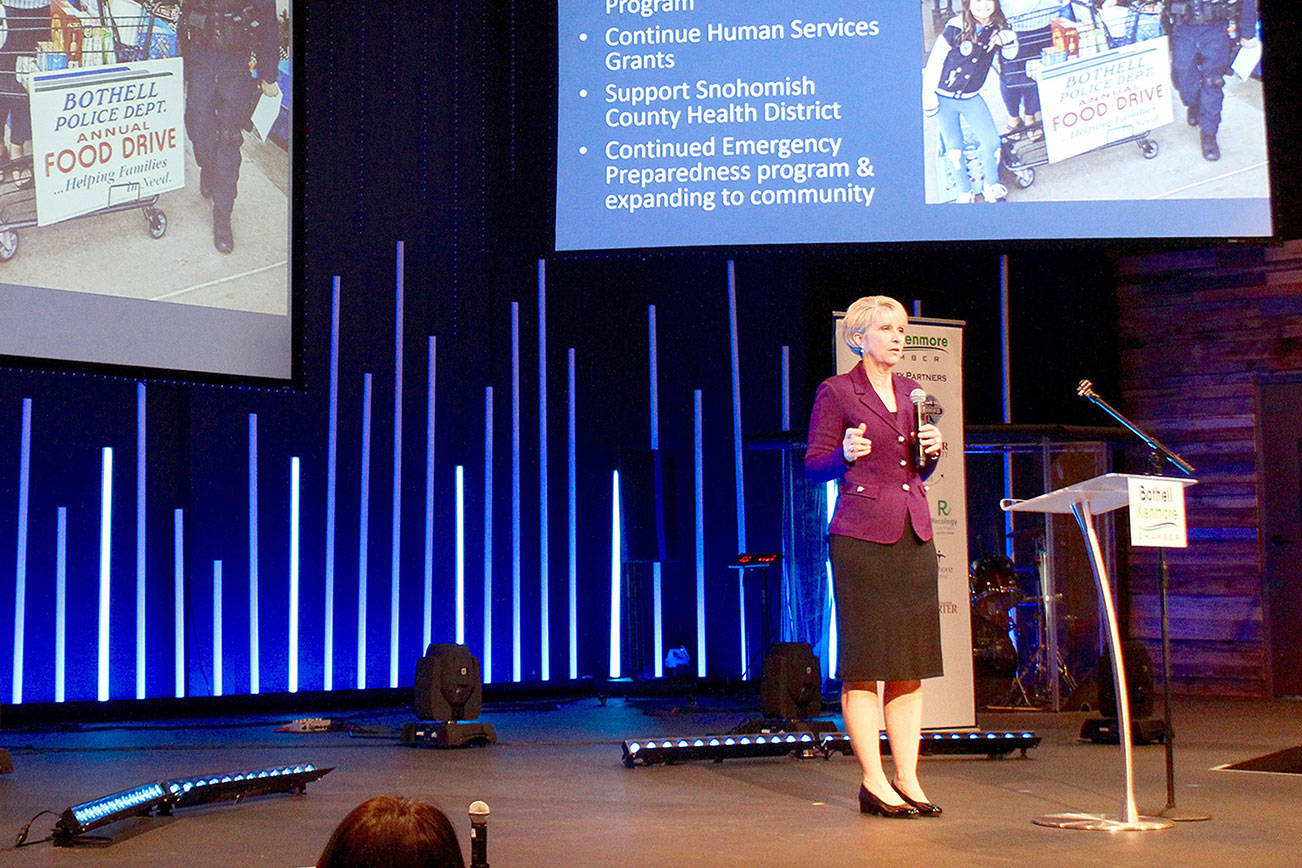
left=1, top=694, right=1299, bottom=866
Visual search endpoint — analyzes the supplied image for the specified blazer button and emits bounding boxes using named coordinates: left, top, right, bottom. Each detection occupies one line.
left=902, top=483, right=910, bottom=491
left=856, top=485, right=864, bottom=492
left=899, top=460, right=906, bottom=467
left=897, top=435, right=905, bottom=443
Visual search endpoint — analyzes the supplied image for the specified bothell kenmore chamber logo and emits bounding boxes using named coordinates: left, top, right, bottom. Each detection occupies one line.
left=905, top=333, right=949, bottom=362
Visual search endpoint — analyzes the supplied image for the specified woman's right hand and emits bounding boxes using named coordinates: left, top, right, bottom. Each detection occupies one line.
left=843, top=423, right=872, bottom=463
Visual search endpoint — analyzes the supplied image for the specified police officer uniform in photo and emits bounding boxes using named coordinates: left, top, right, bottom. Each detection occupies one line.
left=181, top=0, right=280, bottom=253
left=1168, top=0, right=1243, bottom=162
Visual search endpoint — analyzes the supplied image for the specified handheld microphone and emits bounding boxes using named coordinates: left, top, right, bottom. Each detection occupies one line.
left=909, top=388, right=928, bottom=470
left=469, top=800, right=490, bottom=868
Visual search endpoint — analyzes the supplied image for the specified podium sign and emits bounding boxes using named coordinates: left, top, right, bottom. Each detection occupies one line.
left=1127, top=477, right=1188, bottom=548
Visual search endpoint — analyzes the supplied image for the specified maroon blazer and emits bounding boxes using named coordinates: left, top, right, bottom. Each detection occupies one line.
left=804, top=364, right=938, bottom=544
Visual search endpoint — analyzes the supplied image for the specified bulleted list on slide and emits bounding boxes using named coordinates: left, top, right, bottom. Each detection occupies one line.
left=557, top=1, right=908, bottom=250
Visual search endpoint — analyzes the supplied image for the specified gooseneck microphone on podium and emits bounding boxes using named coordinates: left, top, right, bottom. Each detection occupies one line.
left=468, top=800, right=490, bottom=868
left=909, top=388, right=928, bottom=470
left=1076, top=379, right=1195, bottom=475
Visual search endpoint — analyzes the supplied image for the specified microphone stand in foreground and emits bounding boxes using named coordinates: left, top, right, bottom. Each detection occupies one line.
left=1076, top=380, right=1209, bottom=822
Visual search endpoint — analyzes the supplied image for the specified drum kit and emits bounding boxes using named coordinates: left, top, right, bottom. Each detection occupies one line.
left=969, top=553, right=1079, bottom=709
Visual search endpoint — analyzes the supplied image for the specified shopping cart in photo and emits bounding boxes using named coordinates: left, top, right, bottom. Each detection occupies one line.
left=998, top=1, right=1168, bottom=192
left=0, top=154, right=168, bottom=260
left=0, top=0, right=177, bottom=262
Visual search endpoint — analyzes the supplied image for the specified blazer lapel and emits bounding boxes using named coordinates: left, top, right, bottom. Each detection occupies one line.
left=849, top=363, right=901, bottom=429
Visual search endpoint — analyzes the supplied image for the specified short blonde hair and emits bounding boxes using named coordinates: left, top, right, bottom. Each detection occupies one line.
left=843, top=296, right=908, bottom=356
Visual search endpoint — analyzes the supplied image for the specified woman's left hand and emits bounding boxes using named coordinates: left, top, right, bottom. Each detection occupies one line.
left=919, top=423, right=944, bottom=457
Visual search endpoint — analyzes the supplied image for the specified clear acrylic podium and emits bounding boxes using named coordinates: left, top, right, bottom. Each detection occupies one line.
left=1002, top=473, right=1194, bottom=831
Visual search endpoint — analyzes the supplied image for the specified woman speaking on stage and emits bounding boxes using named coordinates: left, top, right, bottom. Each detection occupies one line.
left=804, top=295, right=945, bottom=819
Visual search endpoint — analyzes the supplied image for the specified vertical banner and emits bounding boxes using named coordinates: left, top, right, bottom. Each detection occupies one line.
left=834, top=316, right=973, bottom=729
left=30, top=58, right=186, bottom=227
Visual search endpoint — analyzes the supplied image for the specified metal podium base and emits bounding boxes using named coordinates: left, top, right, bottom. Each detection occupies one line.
left=1145, top=805, right=1212, bottom=822
left=1033, top=812, right=1174, bottom=831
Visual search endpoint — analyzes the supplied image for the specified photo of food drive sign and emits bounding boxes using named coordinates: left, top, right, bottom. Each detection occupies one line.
left=30, top=58, right=185, bottom=227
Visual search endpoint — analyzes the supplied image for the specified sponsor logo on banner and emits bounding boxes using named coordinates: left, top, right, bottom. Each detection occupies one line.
left=30, top=58, right=186, bottom=227
left=1039, top=37, right=1174, bottom=164
left=1127, top=476, right=1188, bottom=548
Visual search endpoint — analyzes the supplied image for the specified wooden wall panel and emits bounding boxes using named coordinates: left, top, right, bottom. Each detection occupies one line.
left=1113, top=239, right=1302, bottom=698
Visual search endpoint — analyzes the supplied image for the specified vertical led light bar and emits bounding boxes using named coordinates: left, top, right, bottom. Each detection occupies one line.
left=826, top=480, right=839, bottom=678
left=694, top=390, right=706, bottom=678
left=135, top=383, right=146, bottom=700
left=390, top=242, right=405, bottom=690
left=213, top=560, right=223, bottom=697
left=780, top=346, right=791, bottom=431
left=55, top=506, right=67, bottom=703
left=779, top=347, right=792, bottom=643
left=726, top=261, right=748, bottom=676
left=538, top=260, right=550, bottom=681
left=648, top=305, right=663, bottom=678
left=324, top=275, right=341, bottom=692
left=357, top=372, right=373, bottom=690
left=455, top=465, right=465, bottom=645
left=248, top=413, right=260, bottom=695
left=174, top=509, right=185, bottom=698
left=98, top=446, right=113, bottom=702
left=610, top=470, right=621, bottom=679
left=422, top=336, right=436, bottom=654
left=510, top=301, right=522, bottom=683
left=11, top=397, right=31, bottom=704
left=567, top=349, right=578, bottom=680
left=289, top=456, right=301, bottom=693
left=483, top=386, right=495, bottom=684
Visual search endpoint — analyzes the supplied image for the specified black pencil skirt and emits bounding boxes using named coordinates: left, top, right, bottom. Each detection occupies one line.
left=830, top=530, right=944, bottom=682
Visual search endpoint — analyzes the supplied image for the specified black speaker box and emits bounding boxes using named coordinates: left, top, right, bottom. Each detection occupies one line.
left=414, top=644, right=483, bottom=722
left=760, top=642, right=822, bottom=720
left=1097, top=640, right=1155, bottom=719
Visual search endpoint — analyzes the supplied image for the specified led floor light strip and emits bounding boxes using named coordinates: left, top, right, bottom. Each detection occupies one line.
left=819, top=730, right=1042, bottom=759
left=622, top=732, right=819, bottom=768
left=620, top=731, right=1041, bottom=768
left=52, top=764, right=332, bottom=845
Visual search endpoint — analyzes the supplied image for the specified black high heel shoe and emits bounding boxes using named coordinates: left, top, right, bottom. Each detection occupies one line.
left=890, top=781, right=942, bottom=817
left=858, top=784, right=920, bottom=818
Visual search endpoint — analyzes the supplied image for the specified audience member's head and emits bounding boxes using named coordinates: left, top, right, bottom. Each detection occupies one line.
left=317, top=795, right=465, bottom=868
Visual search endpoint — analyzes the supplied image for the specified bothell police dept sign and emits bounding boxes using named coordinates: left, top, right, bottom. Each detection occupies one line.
left=30, top=58, right=185, bottom=227
left=1127, top=476, right=1188, bottom=548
